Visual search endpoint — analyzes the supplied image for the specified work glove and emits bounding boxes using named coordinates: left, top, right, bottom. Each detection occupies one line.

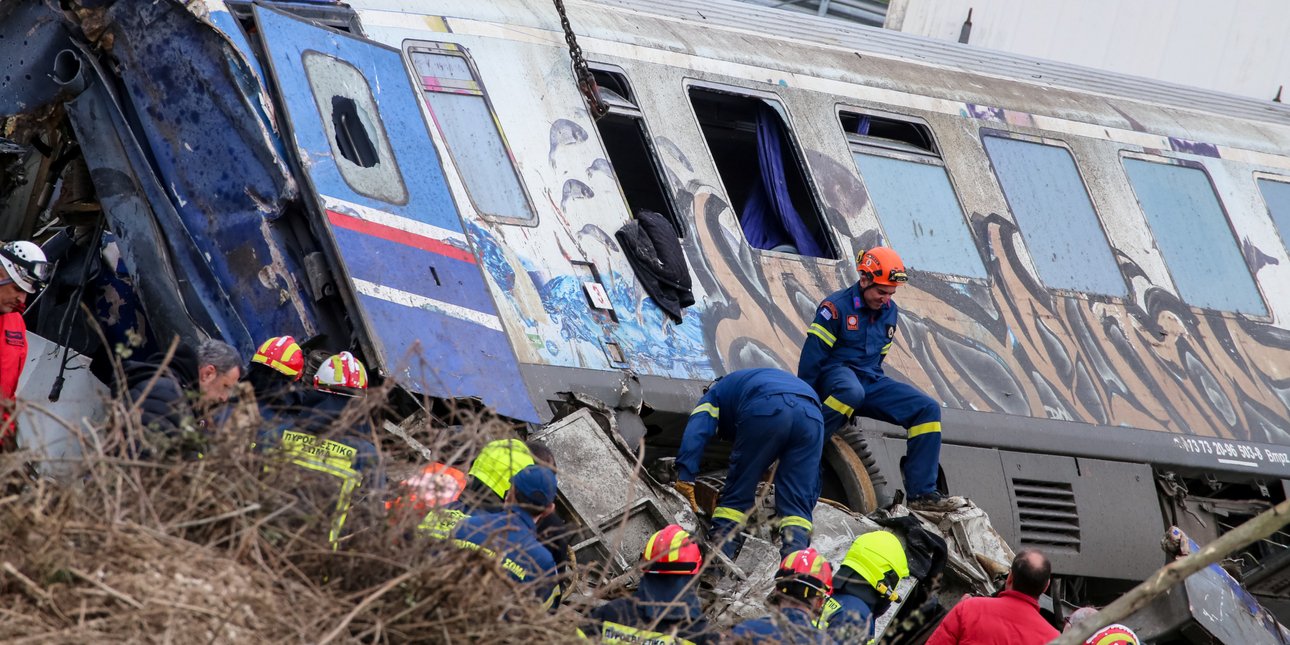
left=673, top=481, right=701, bottom=515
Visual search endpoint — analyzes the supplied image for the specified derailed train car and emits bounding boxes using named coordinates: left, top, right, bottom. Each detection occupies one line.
left=5, top=0, right=1290, bottom=634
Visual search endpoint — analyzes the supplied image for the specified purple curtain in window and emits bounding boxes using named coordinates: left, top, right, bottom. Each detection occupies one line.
left=739, top=105, right=825, bottom=257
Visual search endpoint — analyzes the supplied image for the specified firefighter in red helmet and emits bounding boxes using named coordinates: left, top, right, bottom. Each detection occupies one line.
left=585, top=524, right=711, bottom=643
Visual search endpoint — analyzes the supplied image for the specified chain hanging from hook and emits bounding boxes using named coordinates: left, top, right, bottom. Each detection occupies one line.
left=553, top=0, right=610, bottom=120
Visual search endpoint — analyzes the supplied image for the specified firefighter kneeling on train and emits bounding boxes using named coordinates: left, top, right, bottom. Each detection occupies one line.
left=585, top=524, right=711, bottom=644
left=799, top=246, right=962, bottom=512
left=673, top=368, right=825, bottom=560
left=816, top=530, right=910, bottom=642
left=727, top=548, right=836, bottom=644
left=450, top=464, right=562, bottom=612
left=253, top=351, right=382, bottom=549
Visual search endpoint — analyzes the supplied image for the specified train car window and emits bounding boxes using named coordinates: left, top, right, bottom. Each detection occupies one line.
left=687, top=87, right=835, bottom=259
left=842, top=111, right=986, bottom=279
left=592, top=67, right=683, bottom=236
left=409, top=45, right=536, bottom=224
left=982, top=136, right=1125, bottom=296
left=1123, top=158, right=1266, bottom=314
left=1257, top=178, right=1290, bottom=258
left=302, top=52, right=408, bottom=205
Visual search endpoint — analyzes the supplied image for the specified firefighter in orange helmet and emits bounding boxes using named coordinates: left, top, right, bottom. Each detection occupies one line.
left=728, top=548, right=835, bottom=643
left=585, top=525, right=711, bottom=643
left=799, top=247, right=961, bottom=512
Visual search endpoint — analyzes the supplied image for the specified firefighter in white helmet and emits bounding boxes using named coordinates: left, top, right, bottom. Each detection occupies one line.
left=0, top=240, right=51, bottom=450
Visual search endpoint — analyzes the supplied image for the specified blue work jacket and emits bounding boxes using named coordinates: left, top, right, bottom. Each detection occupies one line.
left=675, top=368, right=819, bottom=482
left=452, top=508, right=561, bottom=610
left=729, top=606, right=835, bottom=644
left=797, top=283, right=900, bottom=385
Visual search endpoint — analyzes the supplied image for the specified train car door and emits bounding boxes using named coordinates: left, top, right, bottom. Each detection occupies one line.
left=253, top=6, right=537, bottom=421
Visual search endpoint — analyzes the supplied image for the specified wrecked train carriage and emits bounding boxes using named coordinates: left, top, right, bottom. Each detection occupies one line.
left=6, top=0, right=1290, bottom=630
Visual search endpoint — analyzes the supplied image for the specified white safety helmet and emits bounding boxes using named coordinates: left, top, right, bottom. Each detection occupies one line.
left=0, top=241, right=51, bottom=293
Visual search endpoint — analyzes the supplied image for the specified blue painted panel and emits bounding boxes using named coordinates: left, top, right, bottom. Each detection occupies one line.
left=104, top=0, right=321, bottom=355
left=328, top=226, right=492, bottom=312
left=255, top=6, right=538, bottom=421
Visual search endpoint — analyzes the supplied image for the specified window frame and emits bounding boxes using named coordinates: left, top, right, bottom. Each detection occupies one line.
left=683, top=78, right=841, bottom=262
left=404, top=40, right=540, bottom=227
left=837, top=103, right=989, bottom=284
left=588, top=62, right=686, bottom=237
left=1119, top=150, right=1271, bottom=318
left=301, top=50, right=409, bottom=206
left=1253, top=172, right=1290, bottom=263
left=978, top=128, right=1128, bottom=298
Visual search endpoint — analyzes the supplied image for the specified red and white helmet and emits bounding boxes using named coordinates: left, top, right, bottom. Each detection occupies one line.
left=314, top=351, right=368, bottom=394
left=252, top=336, right=305, bottom=380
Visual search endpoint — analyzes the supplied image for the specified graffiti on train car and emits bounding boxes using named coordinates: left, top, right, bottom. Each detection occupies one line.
left=467, top=98, right=1290, bottom=445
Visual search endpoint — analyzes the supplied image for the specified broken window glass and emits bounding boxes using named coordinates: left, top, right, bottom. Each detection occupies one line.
left=1123, top=158, right=1265, bottom=314
left=409, top=45, right=536, bottom=225
left=592, top=67, right=683, bottom=236
left=302, top=52, right=408, bottom=205
left=983, top=135, right=1125, bottom=296
left=844, top=112, right=985, bottom=279
left=688, top=87, right=835, bottom=259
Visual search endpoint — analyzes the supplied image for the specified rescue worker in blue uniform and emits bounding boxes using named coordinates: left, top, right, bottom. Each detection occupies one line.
left=816, top=530, right=910, bottom=642
left=253, top=351, right=383, bottom=549
left=798, top=247, right=959, bottom=511
left=673, top=368, right=825, bottom=560
left=728, top=548, right=836, bottom=644
left=451, top=464, right=562, bottom=611
left=586, top=524, right=711, bottom=644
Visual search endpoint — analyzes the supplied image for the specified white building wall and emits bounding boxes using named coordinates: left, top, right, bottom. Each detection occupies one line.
left=885, top=0, right=1290, bottom=101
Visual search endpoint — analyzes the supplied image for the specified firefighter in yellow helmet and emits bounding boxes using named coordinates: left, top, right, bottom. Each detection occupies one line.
left=816, top=530, right=910, bottom=642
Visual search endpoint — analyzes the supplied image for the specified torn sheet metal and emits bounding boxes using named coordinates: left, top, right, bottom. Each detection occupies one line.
left=0, top=0, right=74, bottom=116
left=1131, top=528, right=1290, bottom=644
left=92, top=0, right=317, bottom=354
left=530, top=408, right=696, bottom=582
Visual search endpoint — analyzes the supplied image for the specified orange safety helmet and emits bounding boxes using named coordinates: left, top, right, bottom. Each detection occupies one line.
left=385, top=463, right=467, bottom=514
left=251, top=336, right=305, bottom=380
left=776, top=548, right=834, bottom=599
left=314, top=351, right=368, bottom=394
left=856, top=247, right=908, bottom=287
left=642, top=524, right=702, bottom=575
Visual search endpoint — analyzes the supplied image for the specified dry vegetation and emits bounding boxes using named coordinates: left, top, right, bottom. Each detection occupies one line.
left=0, top=381, right=592, bottom=643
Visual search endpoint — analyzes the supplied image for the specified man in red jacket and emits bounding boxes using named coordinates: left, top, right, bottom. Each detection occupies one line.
left=926, top=549, right=1060, bottom=645
left=0, top=240, right=51, bottom=450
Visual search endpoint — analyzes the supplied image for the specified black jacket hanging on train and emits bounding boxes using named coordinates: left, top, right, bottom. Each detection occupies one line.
left=616, top=209, right=694, bottom=324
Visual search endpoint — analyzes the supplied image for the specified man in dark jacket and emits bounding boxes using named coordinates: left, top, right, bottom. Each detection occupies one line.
left=817, top=531, right=910, bottom=641
left=587, top=524, right=710, bottom=644
left=451, top=464, right=562, bottom=611
left=121, top=338, right=242, bottom=456
left=728, top=548, right=835, bottom=644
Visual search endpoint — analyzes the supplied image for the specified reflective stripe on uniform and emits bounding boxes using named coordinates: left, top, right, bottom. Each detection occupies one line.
left=815, top=596, right=842, bottom=629
left=418, top=508, right=469, bottom=539
left=909, top=421, right=941, bottom=438
left=712, top=506, right=749, bottom=524
left=824, top=396, right=855, bottom=417
left=600, top=620, right=696, bottom=645
left=779, top=515, right=814, bottom=532
left=808, top=323, right=837, bottom=347
left=880, top=342, right=892, bottom=356
left=691, top=403, right=719, bottom=419
left=278, top=430, right=362, bottom=548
